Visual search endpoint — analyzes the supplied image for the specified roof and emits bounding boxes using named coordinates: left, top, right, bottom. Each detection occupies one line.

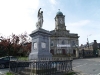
left=56, top=10, right=63, bottom=16
left=50, top=30, right=79, bottom=38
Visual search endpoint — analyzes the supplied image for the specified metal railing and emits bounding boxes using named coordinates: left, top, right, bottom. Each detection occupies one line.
left=10, top=57, right=72, bottom=75
left=79, top=50, right=94, bottom=58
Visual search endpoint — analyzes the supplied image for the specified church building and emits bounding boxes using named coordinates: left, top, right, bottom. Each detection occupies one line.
left=50, top=10, right=79, bottom=58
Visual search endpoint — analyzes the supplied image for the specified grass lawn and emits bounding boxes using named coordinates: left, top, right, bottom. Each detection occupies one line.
left=17, top=56, right=28, bottom=61
left=6, top=72, right=14, bottom=75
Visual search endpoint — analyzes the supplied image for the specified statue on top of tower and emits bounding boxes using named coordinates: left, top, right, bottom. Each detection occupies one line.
left=36, top=8, right=43, bottom=29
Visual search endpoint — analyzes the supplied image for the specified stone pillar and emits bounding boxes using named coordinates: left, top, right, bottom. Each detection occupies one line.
left=76, top=49, right=79, bottom=58
left=29, top=28, right=52, bottom=60
left=98, top=50, right=100, bottom=56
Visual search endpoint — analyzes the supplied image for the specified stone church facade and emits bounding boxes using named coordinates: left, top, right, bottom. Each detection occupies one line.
left=50, top=10, right=79, bottom=58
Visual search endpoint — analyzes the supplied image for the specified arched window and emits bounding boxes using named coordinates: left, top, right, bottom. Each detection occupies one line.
left=62, top=40, right=65, bottom=45
left=51, top=41, right=54, bottom=46
left=72, top=41, right=75, bottom=46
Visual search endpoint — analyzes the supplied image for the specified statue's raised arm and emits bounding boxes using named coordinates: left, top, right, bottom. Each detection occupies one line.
left=36, top=8, right=43, bottom=29
left=37, top=8, right=41, bottom=17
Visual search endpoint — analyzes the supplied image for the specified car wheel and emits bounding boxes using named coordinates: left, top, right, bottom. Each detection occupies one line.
left=0, top=64, right=5, bottom=69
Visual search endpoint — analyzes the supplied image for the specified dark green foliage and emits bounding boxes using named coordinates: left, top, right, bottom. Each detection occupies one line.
left=0, top=33, right=31, bottom=57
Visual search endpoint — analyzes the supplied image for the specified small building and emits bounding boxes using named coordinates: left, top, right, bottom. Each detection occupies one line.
left=50, top=10, right=79, bottom=58
left=79, top=40, right=100, bottom=57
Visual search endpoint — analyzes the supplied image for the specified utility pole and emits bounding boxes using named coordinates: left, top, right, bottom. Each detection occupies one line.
left=87, top=34, right=92, bottom=49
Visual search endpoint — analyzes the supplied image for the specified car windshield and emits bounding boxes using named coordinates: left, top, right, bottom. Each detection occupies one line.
left=0, top=56, right=17, bottom=61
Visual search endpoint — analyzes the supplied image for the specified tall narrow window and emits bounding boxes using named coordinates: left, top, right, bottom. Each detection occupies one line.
left=72, top=41, right=75, bottom=46
left=62, top=49, right=66, bottom=55
left=50, top=49, right=54, bottom=55
left=62, top=40, right=65, bottom=45
left=51, top=41, right=54, bottom=46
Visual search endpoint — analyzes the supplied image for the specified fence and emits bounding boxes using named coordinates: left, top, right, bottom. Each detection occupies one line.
left=10, top=57, right=73, bottom=75
left=79, top=50, right=94, bottom=58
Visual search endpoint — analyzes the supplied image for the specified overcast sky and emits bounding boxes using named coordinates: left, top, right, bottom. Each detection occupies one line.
left=0, top=0, right=100, bottom=45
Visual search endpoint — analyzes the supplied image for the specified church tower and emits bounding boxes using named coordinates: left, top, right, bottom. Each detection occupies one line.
left=55, top=9, right=66, bottom=30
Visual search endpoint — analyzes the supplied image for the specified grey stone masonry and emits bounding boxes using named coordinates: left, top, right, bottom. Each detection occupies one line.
left=29, top=28, right=52, bottom=60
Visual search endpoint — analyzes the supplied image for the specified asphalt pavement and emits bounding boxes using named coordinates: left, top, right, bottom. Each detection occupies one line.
left=0, top=69, right=9, bottom=75
left=73, top=58, right=100, bottom=75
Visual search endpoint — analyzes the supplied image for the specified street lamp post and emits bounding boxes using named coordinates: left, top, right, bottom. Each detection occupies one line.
left=87, top=34, right=92, bottom=49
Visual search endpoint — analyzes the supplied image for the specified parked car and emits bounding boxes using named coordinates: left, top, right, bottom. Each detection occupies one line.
left=0, top=56, right=17, bottom=69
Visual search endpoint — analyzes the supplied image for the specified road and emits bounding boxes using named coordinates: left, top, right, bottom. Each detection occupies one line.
left=0, top=69, right=9, bottom=75
left=73, top=58, right=100, bottom=75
